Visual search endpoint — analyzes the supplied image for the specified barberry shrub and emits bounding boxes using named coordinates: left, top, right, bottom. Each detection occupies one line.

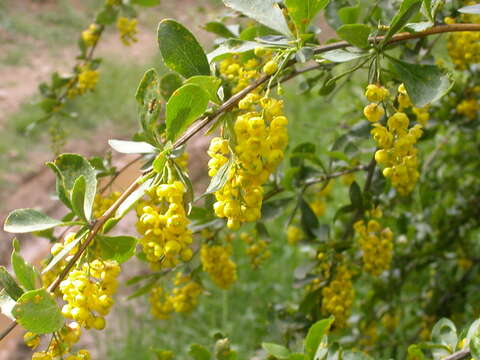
left=1, top=0, right=480, bottom=359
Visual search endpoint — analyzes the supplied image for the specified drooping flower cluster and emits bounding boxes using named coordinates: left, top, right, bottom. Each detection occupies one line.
left=321, top=264, right=355, bottom=329
left=354, top=206, right=394, bottom=276
left=200, top=244, right=237, bottom=289
left=60, top=260, right=120, bottom=330
left=136, top=181, right=193, bottom=270
left=208, top=95, right=288, bottom=229
left=149, top=273, right=203, bottom=319
left=240, top=232, right=270, bottom=269
left=93, top=191, right=121, bottom=219
left=364, top=84, right=427, bottom=195
left=28, top=322, right=90, bottom=360
left=445, top=8, right=480, bottom=70
left=116, top=17, right=138, bottom=46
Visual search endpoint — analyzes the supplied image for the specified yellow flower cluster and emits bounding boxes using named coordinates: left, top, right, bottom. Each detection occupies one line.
left=446, top=9, right=480, bottom=69
left=136, top=181, right=193, bottom=270
left=321, top=264, right=354, bottom=329
left=93, top=191, right=121, bottom=219
left=240, top=232, right=270, bottom=269
left=116, top=17, right=138, bottom=46
left=219, top=56, right=262, bottom=94
left=208, top=96, right=288, bottom=229
left=287, top=225, right=303, bottom=245
left=60, top=260, right=120, bottom=330
left=81, top=24, right=100, bottom=47
left=68, top=66, right=99, bottom=98
left=200, top=244, right=237, bottom=289
left=354, top=207, right=394, bottom=276
left=149, top=273, right=203, bottom=319
left=30, top=323, right=91, bottom=360
left=365, top=84, right=427, bottom=195
left=457, top=98, right=479, bottom=120
left=310, top=182, right=333, bottom=217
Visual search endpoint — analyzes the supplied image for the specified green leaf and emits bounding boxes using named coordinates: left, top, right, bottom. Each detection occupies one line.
left=131, top=0, right=160, bottom=6
left=458, top=3, right=480, bottom=14
left=188, top=344, right=212, bottom=360
left=4, top=209, right=64, bottom=233
left=305, top=317, right=334, bottom=360
left=349, top=182, right=363, bottom=211
left=98, top=235, right=138, bottom=263
left=300, top=197, right=319, bottom=238
left=338, top=5, right=360, bottom=24
left=160, top=72, right=183, bottom=100
left=184, top=76, right=222, bottom=104
left=471, top=335, right=480, bottom=360
left=382, top=0, right=422, bottom=45
left=96, top=6, right=118, bottom=25
left=223, top=0, right=293, bottom=38
left=71, top=175, right=87, bottom=221
left=390, top=58, right=453, bottom=107
left=108, top=139, right=157, bottom=154
left=285, top=0, right=330, bottom=34
left=407, top=345, right=425, bottom=360
left=11, top=239, right=37, bottom=291
left=42, top=230, right=87, bottom=274
left=336, top=24, right=371, bottom=48
left=0, top=290, right=16, bottom=320
left=207, top=40, right=261, bottom=62
left=135, top=69, right=161, bottom=144
left=12, top=288, right=64, bottom=334
left=204, top=158, right=233, bottom=195
left=48, top=154, right=97, bottom=219
left=432, top=318, right=458, bottom=352
left=203, top=21, right=236, bottom=38
left=0, top=267, right=24, bottom=300
left=158, top=19, right=210, bottom=78
left=321, top=49, right=368, bottom=63
left=165, top=83, right=210, bottom=141
left=262, top=343, right=290, bottom=359
left=289, top=354, right=307, bottom=360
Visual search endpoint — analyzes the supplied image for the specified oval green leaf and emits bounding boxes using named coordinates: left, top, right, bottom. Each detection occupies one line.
left=13, top=288, right=64, bottom=334
left=158, top=19, right=210, bottom=78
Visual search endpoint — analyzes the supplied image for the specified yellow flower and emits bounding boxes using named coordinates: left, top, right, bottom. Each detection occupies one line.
left=263, top=60, right=278, bottom=75
left=116, top=17, right=138, bottom=46
left=365, top=84, right=389, bottom=103
left=287, top=225, right=303, bottom=245
left=81, top=24, right=100, bottom=47
left=363, top=103, right=385, bottom=122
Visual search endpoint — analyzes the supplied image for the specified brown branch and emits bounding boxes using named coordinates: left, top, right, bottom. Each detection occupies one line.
left=173, top=23, right=480, bottom=150
left=444, top=349, right=470, bottom=360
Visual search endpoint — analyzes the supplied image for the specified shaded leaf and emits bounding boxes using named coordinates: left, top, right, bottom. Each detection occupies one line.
left=382, top=0, right=422, bottom=45
left=262, top=343, right=290, bottom=359
left=337, top=24, right=371, bottom=48
left=98, top=235, right=137, bottom=263
left=0, top=267, right=23, bottom=300
left=166, top=84, right=210, bottom=141
left=390, top=58, right=453, bottom=107
left=11, top=239, right=37, bottom=291
left=285, top=0, right=330, bottom=34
